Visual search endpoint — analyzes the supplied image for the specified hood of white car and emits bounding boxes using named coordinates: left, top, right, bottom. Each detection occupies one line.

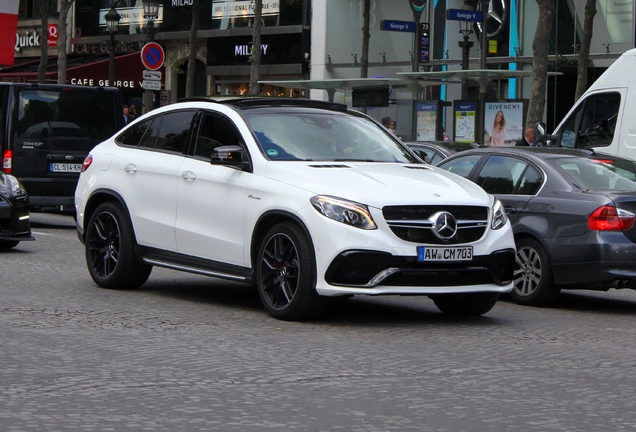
left=265, top=162, right=490, bottom=207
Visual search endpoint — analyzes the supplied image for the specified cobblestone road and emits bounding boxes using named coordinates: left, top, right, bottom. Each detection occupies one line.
left=2, top=214, right=636, bottom=431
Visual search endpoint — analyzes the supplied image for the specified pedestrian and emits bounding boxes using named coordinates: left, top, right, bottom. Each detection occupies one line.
left=515, top=127, right=534, bottom=146
left=381, top=117, right=397, bottom=135
left=123, top=106, right=130, bottom=125
left=128, top=104, right=137, bottom=121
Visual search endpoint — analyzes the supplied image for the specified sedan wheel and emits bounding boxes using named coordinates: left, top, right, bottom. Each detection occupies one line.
left=256, top=222, right=327, bottom=321
left=85, top=202, right=151, bottom=289
left=511, top=237, right=560, bottom=306
left=0, top=240, right=20, bottom=250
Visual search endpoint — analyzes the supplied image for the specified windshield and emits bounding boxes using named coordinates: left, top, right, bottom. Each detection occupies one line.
left=552, top=156, right=636, bottom=191
left=244, top=111, right=419, bottom=163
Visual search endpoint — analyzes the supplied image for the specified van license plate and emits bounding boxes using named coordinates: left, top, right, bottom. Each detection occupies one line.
left=417, top=246, right=473, bottom=262
left=50, top=163, right=82, bottom=173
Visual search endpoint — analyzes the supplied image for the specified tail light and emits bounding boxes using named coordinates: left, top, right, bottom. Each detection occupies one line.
left=81, top=155, right=93, bottom=173
left=2, top=149, right=12, bottom=174
left=588, top=205, right=635, bottom=231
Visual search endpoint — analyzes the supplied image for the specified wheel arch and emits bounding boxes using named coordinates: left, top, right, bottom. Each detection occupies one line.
left=250, top=210, right=316, bottom=272
left=82, top=189, right=130, bottom=240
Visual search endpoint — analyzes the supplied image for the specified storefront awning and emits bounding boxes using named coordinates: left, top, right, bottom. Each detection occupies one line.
left=0, top=52, right=155, bottom=91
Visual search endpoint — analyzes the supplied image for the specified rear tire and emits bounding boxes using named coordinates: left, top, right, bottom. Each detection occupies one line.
left=85, top=202, right=151, bottom=289
left=432, top=293, right=500, bottom=316
left=511, top=237, right=560, bottom=306
left=256, top=222, right=327, bottom=321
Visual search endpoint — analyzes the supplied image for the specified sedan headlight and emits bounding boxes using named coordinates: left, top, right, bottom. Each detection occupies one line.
left=491, top=198, right=508, bottom=230
left=310, top=195, right=377, bottom=230
left=6, top=175, right=27, bottom=198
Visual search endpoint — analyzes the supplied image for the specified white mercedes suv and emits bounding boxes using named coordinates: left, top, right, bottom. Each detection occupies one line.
left=75, top=98, right=515, bottom=320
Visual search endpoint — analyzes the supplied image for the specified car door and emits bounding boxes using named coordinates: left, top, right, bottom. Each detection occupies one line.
left=115, top=110, right=196, bottom=251
left=471, top=155, right=543, bottom=224
left=174, top=110, right=251, bottom=267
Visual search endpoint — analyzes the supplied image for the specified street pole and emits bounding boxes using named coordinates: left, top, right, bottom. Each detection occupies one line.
left=142, top=0, right=160, bottom=115
left=105, top=4, right=120, bottom=87
left=477, top=0, right=489, bottom=144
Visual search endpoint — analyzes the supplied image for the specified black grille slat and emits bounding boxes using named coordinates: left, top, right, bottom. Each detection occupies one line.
left=383, top=205, right=488, bottom=244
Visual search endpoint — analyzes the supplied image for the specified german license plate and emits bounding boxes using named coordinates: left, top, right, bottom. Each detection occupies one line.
left=50, top=163, right=82, bottom=173
left=417, top=246, right=473, bottom=262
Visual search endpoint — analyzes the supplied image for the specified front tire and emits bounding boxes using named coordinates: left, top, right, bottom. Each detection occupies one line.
left=85, top=202, right=151, bottom=289
left=432, top=292, right=500, bottom=316
left=256, top=222, right=327, bottom=321
left=511, top=237, right=560, bottom=306
left=0, top=240, right=20, bottom=250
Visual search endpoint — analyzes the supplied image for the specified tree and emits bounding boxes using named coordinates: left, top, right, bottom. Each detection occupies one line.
left=37, top=0, right=49, bottom=83
left=526, top=0, right=556, bottom=129
left=574, top=0, right=596, bottom=101
left=360, top=0, right=370, bottom=79
left=57, top=0, right=76, bottom=85
left=248, top=0, right=263, bottom=95
left=186, top=0, right=200, bottom=98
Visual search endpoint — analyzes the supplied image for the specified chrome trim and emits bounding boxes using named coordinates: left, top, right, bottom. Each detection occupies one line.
left=142, top=258, right=248, bottom=281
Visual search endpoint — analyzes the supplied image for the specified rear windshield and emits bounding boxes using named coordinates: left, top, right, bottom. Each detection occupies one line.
left=552, top=156, right=636, bottom=191
left=15, top=89, right=119, bottom=141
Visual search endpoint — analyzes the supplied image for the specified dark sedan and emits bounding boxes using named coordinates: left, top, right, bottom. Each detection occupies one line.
left=0, top=171, right=33, bottom=249
left=405, top=141, right=480, bottom=164
left=437, top=147, right=636, bottom=306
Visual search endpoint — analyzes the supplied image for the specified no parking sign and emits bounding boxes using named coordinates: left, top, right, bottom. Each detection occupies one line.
left=140, top=42, right=165, bottom=71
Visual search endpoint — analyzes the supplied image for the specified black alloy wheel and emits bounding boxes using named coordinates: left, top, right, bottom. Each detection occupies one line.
left=256, top=222, right=327, bottom=321
left=85, top=202, right=151, bottom=289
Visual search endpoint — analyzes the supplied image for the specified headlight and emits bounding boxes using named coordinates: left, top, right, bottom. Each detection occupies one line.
left=491, top=198, right=508, bottom=230
left=310, top=195, right=377, bottom=230
left=6, top=175, right=27, bottom=198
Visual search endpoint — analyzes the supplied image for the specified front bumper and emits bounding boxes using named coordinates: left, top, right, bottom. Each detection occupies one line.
left=316, top=248, right=515, bottom=296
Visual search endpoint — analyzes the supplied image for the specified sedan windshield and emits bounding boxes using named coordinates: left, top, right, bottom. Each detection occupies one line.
left=244, top=112, right=419, bottom=163
left=552, top=156, right=636, bottom=191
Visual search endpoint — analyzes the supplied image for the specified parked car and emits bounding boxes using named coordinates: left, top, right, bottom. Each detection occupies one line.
left=436, top=146, right=636, bottom=306
left=0, top=83, right=124, bottom=214
left=405, top=141, right=480, bottom=165
left=75, top=98, right=516, bottom=320
left=0, top=171, right=33, bottom=249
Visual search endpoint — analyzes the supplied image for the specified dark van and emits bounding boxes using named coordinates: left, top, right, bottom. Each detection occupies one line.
left=0, top=83, right=123, bottom=213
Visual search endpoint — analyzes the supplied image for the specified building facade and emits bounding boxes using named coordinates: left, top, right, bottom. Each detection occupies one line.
left=4, top=0, right=634, bottom=139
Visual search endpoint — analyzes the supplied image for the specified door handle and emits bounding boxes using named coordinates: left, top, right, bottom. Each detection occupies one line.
left=124, top=163, right=137, bottom=173
left=182, top=170, right=196, bottom=181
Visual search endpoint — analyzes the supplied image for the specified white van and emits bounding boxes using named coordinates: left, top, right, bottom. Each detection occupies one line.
left=536, top=48, right=636, bottom=159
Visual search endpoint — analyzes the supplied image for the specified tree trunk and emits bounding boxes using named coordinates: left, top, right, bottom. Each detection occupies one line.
left=574, top=0, right=596, bottom=101
left=248, top=0, right=263, bottom=95
left=186, top=0, right=200, bottom=98
left=57, top=1, right=76, bottom=85
left=526, top=0, right=556, bottom=129
left=360, top=0, right=370, bottom=79
left=37, top=0, right=49, bottom=83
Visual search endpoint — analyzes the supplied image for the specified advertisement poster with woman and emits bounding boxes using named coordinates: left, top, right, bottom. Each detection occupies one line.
left=484, top=101, right=525, bottom=146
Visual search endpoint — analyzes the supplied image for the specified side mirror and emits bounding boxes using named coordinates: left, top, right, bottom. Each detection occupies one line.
left=533, top=122, right=559, bottom=147
left=211, top=145, right=250, bottom=170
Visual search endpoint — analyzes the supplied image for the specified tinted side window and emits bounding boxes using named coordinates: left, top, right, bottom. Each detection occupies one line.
left=437, top=155, right=481, bottom=178
left=155, top=111, right=195, bottom=153
left=193, top=111, right=243, bottom=159
left=516, top=165, right=543, bottom=195
left=476, top=156, right=516, bottom=194
left=117, top=119, right=152, bottom=147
